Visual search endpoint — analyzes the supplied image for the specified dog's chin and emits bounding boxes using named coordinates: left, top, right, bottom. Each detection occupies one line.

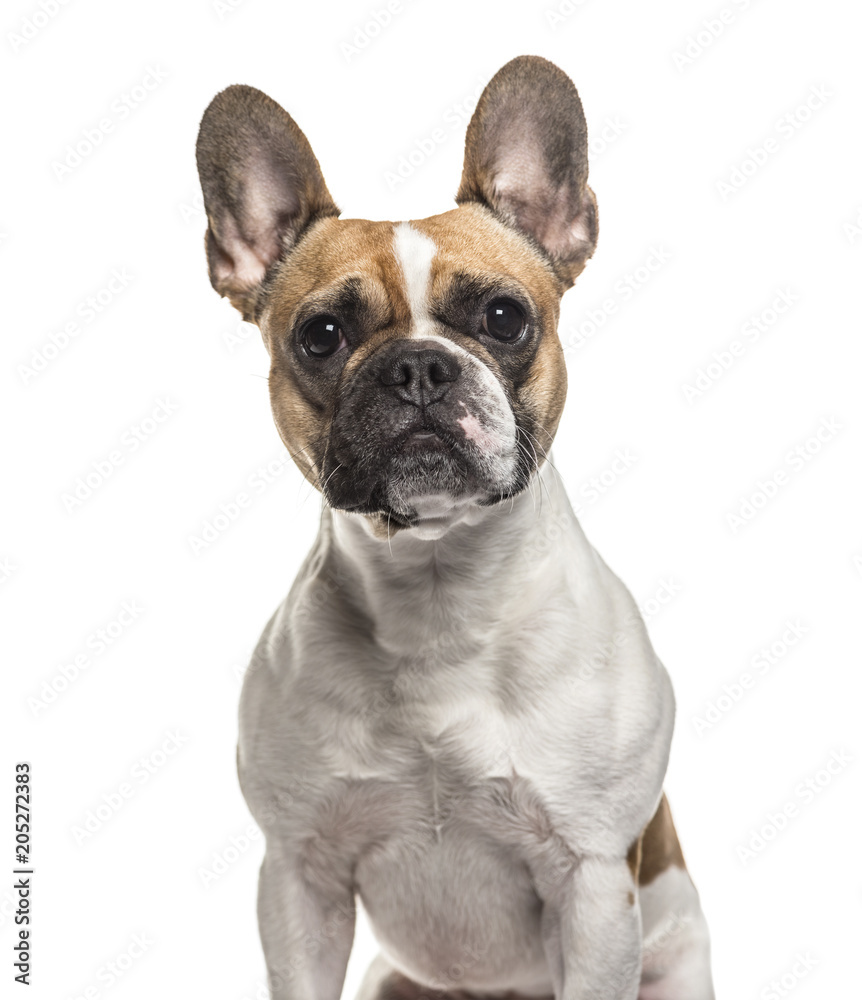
left=321, top=437, right=522, bottom=534
left=384, top=452, right=491, bottom=531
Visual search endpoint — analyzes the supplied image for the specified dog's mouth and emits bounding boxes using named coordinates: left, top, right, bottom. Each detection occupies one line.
left=306, top=338, right=533, bottom=526
left=318, top=412, right=535, bottom=528
left=398, top=427, right=449, bottom=453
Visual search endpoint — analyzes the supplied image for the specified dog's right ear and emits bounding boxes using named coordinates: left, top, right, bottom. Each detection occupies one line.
left=456, top=56, right=597, bottom=289
left=195, top=85, right=339, bottom=321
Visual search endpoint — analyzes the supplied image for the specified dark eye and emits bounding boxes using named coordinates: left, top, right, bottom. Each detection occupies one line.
left=482, top=299, right=526, bottom=342
left=300, top=316, right=345, bottom=357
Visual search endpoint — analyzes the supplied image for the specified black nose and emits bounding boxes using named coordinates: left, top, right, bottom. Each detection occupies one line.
left=378, top=342, right=461, bottom=407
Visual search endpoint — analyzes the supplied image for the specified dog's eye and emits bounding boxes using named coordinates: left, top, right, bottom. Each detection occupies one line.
left=482, top=299, right=526, bottom=342
left=301, top=316, right=346, bottom=357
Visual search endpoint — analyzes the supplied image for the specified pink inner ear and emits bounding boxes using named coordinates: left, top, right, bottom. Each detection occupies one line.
left=567, top=192, right=594, bottom=245
left=214, top=157, right=302, bottom=290
left=212, top=215, right=269, bottom=290
left=542, top=188, right=594, bottom=258
left=489, top=129, right=592, bottom=261
left=495, top=169, right=591, bottom=259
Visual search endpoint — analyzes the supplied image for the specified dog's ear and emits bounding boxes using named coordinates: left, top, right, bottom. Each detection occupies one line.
left=195, top=85, right=339, bottom=320
left=456, top=56, right=598, bottom=288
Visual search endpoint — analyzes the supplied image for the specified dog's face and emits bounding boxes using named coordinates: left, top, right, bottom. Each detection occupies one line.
left=196, top=57, right=597, bottom=533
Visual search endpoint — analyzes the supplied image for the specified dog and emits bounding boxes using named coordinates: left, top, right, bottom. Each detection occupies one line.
left=196, top=55, right=715, bottom=1000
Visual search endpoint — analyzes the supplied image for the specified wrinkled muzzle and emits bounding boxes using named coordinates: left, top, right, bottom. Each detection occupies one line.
left=320, top=337, right=521, bottom=524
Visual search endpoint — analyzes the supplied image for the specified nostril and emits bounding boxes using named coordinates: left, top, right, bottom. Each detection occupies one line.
left=428, top=360, right=448, bottom=385
left=422, top=351, right=460, bottom=385
left=377, top=344, right=461, bottom=398
left=381, top=359, right=411, bottom=387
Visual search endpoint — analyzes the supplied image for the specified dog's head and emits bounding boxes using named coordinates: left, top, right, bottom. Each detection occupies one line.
left=196, top=56, right=597, bottom=536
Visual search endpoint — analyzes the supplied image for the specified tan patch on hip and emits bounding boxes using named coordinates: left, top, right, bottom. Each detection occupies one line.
left=627, top=793, right=687, bottom=887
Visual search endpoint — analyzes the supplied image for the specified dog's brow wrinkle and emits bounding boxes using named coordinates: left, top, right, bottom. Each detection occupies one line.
left=300, top=275, right=390, bottom=333
left=393, top=222, right=436, bottom=338
left=448, top=271, right=503, bottom=299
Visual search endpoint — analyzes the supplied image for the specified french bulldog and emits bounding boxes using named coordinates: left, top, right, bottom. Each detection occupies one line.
left=196, top=54, right=714, bottom=1000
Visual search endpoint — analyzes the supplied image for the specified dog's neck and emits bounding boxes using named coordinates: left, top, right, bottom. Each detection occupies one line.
left=320, top=461, right=589, bottom=663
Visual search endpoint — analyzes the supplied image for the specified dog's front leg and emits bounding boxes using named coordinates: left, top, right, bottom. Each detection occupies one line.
left=257, top=841, right=355, bottom=1000
left=541, top=855, right=641, bottom=1000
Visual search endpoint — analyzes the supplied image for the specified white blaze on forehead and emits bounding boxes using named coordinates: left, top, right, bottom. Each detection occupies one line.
left=393, top=221, right=437, bottom=337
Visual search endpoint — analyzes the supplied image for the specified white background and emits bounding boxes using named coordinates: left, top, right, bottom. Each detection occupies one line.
left=2, top=0, right=861, bottom=997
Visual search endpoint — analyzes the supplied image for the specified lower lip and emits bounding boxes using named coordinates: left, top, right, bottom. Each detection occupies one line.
left=402, top=430, right=447, bottom=452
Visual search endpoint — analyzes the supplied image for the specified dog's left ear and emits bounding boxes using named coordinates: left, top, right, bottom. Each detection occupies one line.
left=195, top=84, right=339, bottom=321
left=456, top=56, right=598, bottom=287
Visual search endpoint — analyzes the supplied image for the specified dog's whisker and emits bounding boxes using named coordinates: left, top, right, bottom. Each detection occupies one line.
left=515, top=437, right=540, bottom=514
left=518, top=427, right=556, bottom=510
left=515, top=429, right=548, bottom=514
left=321, top=462, right=343, bottom=495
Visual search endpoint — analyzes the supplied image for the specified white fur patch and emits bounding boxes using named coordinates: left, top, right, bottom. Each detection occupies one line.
left=639, top=866, right=715, bottom=999
left=458, top=405, right=503, bottom=452
left=393, top=222, right=437, bottom=338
